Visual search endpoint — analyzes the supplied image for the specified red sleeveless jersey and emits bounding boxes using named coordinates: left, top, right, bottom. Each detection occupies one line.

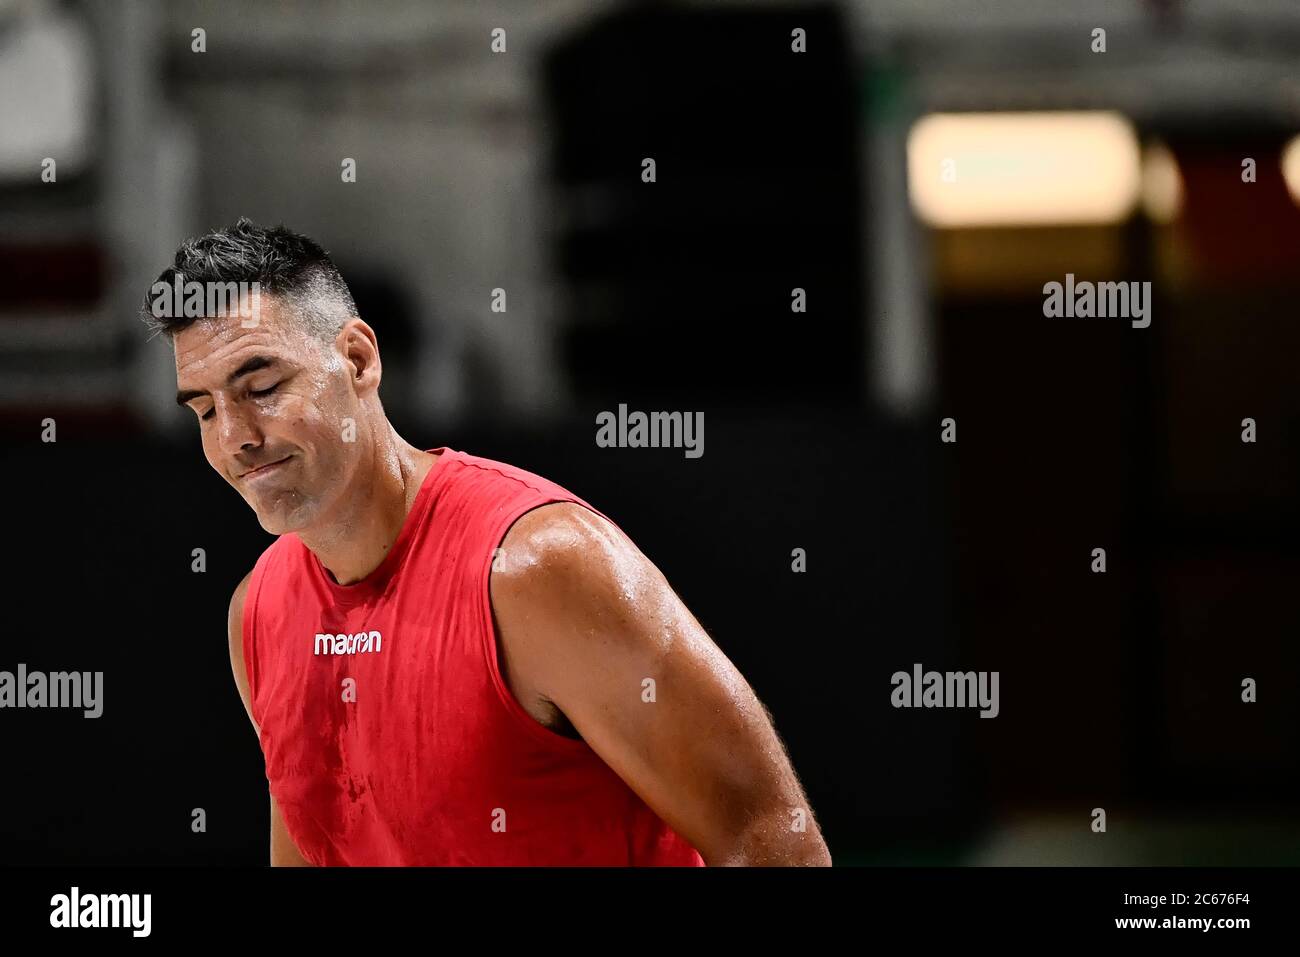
left=241, top=447, right=705, bottom=866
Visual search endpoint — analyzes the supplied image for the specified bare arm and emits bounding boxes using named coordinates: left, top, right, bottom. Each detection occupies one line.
left=490, top=503, right=831, bottom=866
left=228, top=570, right=314, bottom=867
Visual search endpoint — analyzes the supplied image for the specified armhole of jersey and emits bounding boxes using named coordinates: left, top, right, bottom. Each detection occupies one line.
left=479, top=496, right=606, bottom=753
left=241, top=551, right=269, bottom=729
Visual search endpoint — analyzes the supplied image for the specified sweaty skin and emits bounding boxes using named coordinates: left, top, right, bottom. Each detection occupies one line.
left=184, top=298, right=830, bottom=866
left=491, top=503, right=831, bottom=866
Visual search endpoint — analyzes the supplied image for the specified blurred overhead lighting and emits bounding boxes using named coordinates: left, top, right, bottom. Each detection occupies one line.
left=0, top=9, right=93, bottom=180
left=907, top=111, right=1141, bottom=227
left=1141, top=141, right=1184, bottom=224
left=1282, top=135, right=1300, bottom=207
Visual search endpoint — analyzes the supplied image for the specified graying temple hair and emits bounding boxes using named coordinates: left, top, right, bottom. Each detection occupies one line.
left=140, top=217, right=356, bottom=343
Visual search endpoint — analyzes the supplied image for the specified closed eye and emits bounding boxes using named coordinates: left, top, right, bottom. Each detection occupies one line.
left=198, top=383, right=279, bottom=422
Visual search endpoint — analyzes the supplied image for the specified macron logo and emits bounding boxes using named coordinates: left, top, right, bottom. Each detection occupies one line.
left=314, top=631, right=383, bottom=656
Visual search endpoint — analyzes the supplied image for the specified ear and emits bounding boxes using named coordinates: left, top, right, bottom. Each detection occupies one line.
left=339, top=319, right=381, bottom=395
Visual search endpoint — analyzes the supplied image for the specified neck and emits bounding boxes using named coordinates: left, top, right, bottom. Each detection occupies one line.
left=298, top=425, right=437, bottom=586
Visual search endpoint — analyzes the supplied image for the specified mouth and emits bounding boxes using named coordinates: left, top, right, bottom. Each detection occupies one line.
left=240, top=455, right=292, bottom=480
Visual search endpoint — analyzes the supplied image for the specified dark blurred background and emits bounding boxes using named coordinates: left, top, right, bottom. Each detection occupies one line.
left=1, top=0, right=1298, bottom=865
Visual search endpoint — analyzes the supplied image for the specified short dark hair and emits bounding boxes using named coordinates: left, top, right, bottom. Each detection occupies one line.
left=140, top=217, right=357, bottom=342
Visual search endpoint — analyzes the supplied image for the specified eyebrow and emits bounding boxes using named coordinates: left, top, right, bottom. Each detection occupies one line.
left=176, top=355, right=279, bottom=406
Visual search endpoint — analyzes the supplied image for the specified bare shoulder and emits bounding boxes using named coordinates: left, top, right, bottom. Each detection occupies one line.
left=491, top=502, right=645, bottom=604
left=497, top=502, right=619, bottom=564
left=228, top=568, right=256, bottom=646
left=488, top=501, right=676, bottom=726
left=489, top=501, right=679, bottom=671
left=228, top=567, right=258, bottom=729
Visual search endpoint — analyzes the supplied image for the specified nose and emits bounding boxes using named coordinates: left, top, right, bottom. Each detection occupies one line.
left=213, top=393, right=263, bottom=458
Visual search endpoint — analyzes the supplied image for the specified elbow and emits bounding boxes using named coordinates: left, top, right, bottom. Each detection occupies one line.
left=703, top=815, right=832, bottom=867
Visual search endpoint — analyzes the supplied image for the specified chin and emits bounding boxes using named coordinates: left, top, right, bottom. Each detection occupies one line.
left=253, top=496, right=317, bottom=536
left=252, top=508, right=290, bottom=535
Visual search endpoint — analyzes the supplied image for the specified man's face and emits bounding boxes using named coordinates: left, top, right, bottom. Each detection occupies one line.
left=173, top=297, right=358, bottom=535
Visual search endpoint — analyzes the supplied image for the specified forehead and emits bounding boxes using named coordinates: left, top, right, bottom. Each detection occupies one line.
left=173, top=298, right=308, bottom=382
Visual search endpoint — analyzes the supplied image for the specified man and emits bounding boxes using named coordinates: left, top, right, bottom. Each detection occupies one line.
left=146, top=218, right=830, bottom=866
